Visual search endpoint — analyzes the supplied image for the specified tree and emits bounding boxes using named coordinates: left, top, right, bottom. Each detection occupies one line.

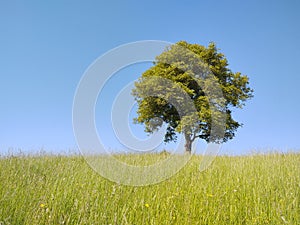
left=132, top=41, right=253, bottom=153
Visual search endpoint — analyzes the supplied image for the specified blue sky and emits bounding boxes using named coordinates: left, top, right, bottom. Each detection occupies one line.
left=0, top=0, right=300, bottom=155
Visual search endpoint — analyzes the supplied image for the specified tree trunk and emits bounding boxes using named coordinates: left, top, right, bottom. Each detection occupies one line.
left=184, top=133, right=192, bottom=154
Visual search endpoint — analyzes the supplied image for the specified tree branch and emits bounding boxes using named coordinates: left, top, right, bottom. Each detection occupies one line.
left=191, top=133, right=197, bottom=142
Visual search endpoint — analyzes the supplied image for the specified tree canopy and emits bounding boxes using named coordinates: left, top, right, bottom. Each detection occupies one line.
left=132, top=41, right=253, bottom=153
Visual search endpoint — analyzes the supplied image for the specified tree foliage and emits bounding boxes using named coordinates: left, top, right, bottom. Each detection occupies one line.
left=132, top=41, right=253, bottom=153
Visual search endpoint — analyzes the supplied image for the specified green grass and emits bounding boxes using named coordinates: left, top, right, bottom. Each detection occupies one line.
left=0, top=152, right=299, bottom=224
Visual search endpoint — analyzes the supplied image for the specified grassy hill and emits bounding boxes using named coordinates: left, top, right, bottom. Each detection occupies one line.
left=0, top=152, right=299, bottom=224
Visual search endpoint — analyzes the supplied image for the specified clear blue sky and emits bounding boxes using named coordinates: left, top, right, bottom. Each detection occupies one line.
left=1, top=0, right=300, bottom=155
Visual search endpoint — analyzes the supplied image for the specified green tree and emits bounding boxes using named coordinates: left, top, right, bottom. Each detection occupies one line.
left=132, top=41, right=253, bottom=153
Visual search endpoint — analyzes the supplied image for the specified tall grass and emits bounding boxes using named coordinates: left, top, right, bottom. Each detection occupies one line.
left=0, top=152, right=299, bottom=224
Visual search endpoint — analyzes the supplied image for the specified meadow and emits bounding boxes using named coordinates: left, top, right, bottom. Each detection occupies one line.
left=0, top=152, right=299, bottom=224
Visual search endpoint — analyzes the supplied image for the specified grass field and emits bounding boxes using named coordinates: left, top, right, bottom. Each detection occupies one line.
left=0, top=152, right=299, bottom=224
